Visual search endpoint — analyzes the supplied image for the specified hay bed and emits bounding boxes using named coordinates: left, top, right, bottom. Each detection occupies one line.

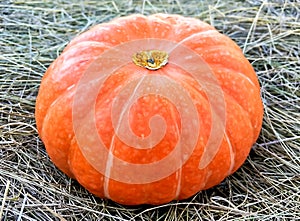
left=0, top=0, right=299, bottom=220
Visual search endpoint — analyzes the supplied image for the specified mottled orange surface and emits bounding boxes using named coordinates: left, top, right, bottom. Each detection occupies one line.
left=35, top=14, right=263, bottom=205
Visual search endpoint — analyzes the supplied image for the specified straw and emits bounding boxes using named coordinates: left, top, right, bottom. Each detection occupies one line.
left=0, top=0, right=299, bottom=220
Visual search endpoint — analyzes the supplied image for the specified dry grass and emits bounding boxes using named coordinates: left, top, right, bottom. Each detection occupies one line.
left=0, top=0, right=299, bottom=220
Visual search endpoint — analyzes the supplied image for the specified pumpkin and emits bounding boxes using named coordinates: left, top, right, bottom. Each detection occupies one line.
left=35, top=14, right=263, bottom=205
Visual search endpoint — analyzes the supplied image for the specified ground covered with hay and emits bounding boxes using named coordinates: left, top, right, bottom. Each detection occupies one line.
left=0, top=0, right=299, bottom=220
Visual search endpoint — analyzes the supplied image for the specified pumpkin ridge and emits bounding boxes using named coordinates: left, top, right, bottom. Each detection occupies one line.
left=151, top=14, right=215, bottom=42
left=181, top=30, right=242, bottom=53
left=199, top=48, right=259, bottom=87
left=209, top=65, right=263, bottom=138
left=36, top=42, right=112, bottom=132
left=65, top=14, right=155, bottom=51
left=222, top=80, right=261, bottom=143
left=224, top=89, right=254, bottom=128
left=225, top=97, right=254, bottom=173
left=223, top=93, right=253, bottom=165
left=103, top=75, right=149, bottom=198
left=40, top=87, right=76, bottom=177
left=64, top=23, right=128, bottom=50
left=216, top=66, right=257, bottom=88
left=167, top=73, right=254, bottom=177
left=39, top=86, right=74, bottom=137
left=159, top=67, right=184, bottom=199
left=146, top=15, right=175, bottom=39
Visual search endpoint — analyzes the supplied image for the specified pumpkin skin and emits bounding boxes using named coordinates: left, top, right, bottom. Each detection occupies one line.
left=35, top=14, right=263, bottom=205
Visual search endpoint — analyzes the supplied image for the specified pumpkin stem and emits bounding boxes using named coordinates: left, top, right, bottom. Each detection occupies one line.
left=132, top=50, right=168, bottom=70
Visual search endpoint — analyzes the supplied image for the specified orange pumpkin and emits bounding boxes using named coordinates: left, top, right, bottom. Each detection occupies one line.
left=35, top=14, right=263, bottom=205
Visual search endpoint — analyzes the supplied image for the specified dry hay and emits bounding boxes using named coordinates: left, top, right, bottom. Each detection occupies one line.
left=0, top=0, right=299, bottom=220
